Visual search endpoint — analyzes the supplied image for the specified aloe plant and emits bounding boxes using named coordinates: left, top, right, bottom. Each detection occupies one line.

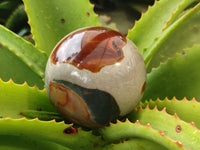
left=1, top=0, right=200, bottom=149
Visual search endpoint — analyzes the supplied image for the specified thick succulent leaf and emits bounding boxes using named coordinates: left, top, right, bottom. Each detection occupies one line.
left=0, top=135, right=70, bottom=150
left=127, top=108, right=200, bottom=149
left=0, top=117, right=174, bottom=150
left=142, top=45, right=200, bottom=101
left=0, top=0, right=21, bottom=24
left=127, top=0, right=196, bottom=53
left=0, top=25, right=47, bottom=88
left=145, top=3, right=200, bottom=72
left=5, top=5, right=29, bottom=36
left=0, top=118, right=105, bottom=150
left=0, top=79, right=56, bottom=119
left=23, top=0, right=100, bottom=55
left=138, top=98, right=200, bottom=129
left=0, top=0, right=15, bottom=9
left=101, top=120, right=185, bottom=150
left=21, top=110, right=64, bottom=122
left=104, top=138, right=168, bottom=150
left=162, top=1, right=200, bottom=29
left=0, top=25, right=47, bottom=77
left=0, top=45, right=44, bottom=89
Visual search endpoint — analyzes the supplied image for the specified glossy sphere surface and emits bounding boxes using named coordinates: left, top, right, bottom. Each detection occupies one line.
left=45, top=27, right=146, bottom=127
left=51, top=27, right=126, bottom=72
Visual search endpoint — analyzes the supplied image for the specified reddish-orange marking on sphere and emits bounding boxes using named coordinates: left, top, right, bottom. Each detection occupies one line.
left=49, top=82, right=90, bottom=117
left=141, top=81, right=146, bottom=94
left=49, top=82, right=100, bottom=127
left=51, top=27, right=126, bottom=72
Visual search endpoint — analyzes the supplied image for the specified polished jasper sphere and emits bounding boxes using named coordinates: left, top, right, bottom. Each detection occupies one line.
left=45, top=26, right=146, bottom=127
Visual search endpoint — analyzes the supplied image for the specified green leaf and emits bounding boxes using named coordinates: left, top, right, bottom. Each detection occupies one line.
left=145, top=3, right=200, bottom=72
left=142, top=45, right=200, bottom=102
left=0, top=135, right=70, bottom=150
left=0, top=79, right=56, bottom=119
left=23, top=0, right=100, bottom=55
left=138, top=98, right=200, bottom=129
left=0, top=25, right=47, bottom=78
left=0, top=45, right=44, bottom=89
left=5, top=5, right=29, bottom=36
left=0, top=118, right=105, bottom=150
left=101, top=120, right=185, bottom=150
left=0, top=0, right=21, bottom=24
left=128, top=108, right=200, bottom=149
left=104, top=138, right=168, bottom=150
left=127, top=0, right=196, bottom=53
left=21, top=110, right=64, bottom=122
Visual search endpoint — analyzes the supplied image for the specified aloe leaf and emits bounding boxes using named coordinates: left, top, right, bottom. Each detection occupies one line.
left=145, top=3, right=200, bottom=72
left=127, top=0, right=196, bottom=53
left=23, top=0, right=100, bottom=55
left=127, top=108, right=200, bottom=149
left=5, top=5, right=29, bottom=36
left=0, top=118, right=105, bottom=150
left=0, top=79, right=56, bottom=119
left=21, top=110, right=64, bottom=122
left=142, top=45, right=200, bottom=102
left=163, top=1, right=199, bottom=29
left=138, top=98, right=200, bottom=129
left=0, top=25, right=47, bottom=78
left=101, top=120, right=185, bottom=150
left=0, top=135, right=70, bottom=150
left=0, top=0, right=21, bottom=24
left=104, top=138, right=168, bottom=150
left=0, top=45, right=44, bottom=89
left=0, top=0, right=16, bottom=10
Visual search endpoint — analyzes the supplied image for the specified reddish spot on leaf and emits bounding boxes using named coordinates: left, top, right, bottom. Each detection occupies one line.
left=0, top=44, right=2, bottom=48
left=86, top=12, right=90, bottom=17
left=193, top=27, right=198, bottom=32
left=63, top=127, right=78, bottom=135
left=37, top=108, right=42, bottom=111
left=19, top=111, right=23, bottom=115
left=175, top=125, right=182, bottom=133
left=61, top=18, right=65, bottom=24
left=93, top=143, right=98, bottom=147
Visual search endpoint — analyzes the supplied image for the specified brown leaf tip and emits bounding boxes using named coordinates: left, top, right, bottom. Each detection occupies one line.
left=174, top=113, right=179, bottom=119
left=135, top=120, right=141, bottom=125
left=146, top=123, right=151, bottom=128
left=175, top=141, right=183, bottom=147
left=159, top=130, right=165, bottom=136
left=190, top=122, right=196, bottom=127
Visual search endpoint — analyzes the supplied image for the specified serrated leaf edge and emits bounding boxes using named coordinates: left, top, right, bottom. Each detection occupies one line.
left=0, top=25, right=47, bottom=78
